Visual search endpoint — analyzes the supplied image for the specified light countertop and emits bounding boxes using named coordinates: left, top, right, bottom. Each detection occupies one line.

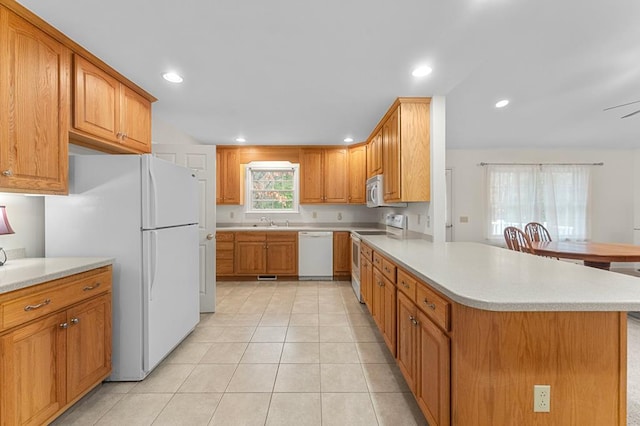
left=359, top=237, right=640, bottom=312
left=0, top=257, right=115, bottom=295
left=216, top=223, right=384, bottom=232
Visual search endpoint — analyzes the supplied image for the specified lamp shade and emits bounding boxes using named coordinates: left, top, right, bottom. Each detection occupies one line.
left=0, top=206, right=14, bottom=235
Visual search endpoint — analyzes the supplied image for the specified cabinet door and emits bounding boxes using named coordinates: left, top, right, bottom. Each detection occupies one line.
left=121, top=85, right=151, bottom=153
left=66, top=294, right=112, bottom=402
left=348, top=145, right=367, bottom=204
left=218, top=148, right=241, bottom=204
left=73, top=55, right=120, bottom=143
left=300, top=148, right=324, bottom=203
left=372, top=268, right=385, bottom=331
left=417, top=310, right=451, bottom=426
left=235, top=241, right=266, bottom=274
left=396, top=292, right=418, bottom=392
left=216, top=234, right=235, bottom=276
left=0, top=312, right=67, bottom=426
left=383, top=108, right=401, bottom=202
left=360, top=256, right=372, bottom=308
left=333, top=232, right=351, bottom=276
left=382, top=275, right=397, bottom=356
left=0, top=9, right=69, bottom=194
left=367, top=130, right=383, bottom=178
left=266, top=241, right=297, bottom=275
left=323, top=148, right=348, bottom=203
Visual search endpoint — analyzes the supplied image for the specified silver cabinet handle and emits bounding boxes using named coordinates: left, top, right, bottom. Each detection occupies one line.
left=206, top=234, right=214, bottom=240
left=423, top=299, right=436, bottom=310
left=60, top=322, right=68, bottom=329
left=116, top=132, right=123, bottom=138
left=70, top=318, right=79, bottom=325
left=401, top=281, right=410, bottom=289
left=2, top=170, right=12, bottom=177
left=24, top=299, right=51, bottom=311
left=409, top=316, right=419, bottom=326
left=83, top=282, right=101, bottom=291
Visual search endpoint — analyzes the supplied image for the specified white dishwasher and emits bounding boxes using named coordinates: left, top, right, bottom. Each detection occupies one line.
left=298, top=231, right=333, bottom=280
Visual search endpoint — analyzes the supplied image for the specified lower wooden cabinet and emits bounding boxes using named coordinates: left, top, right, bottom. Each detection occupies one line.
left=215, top=232, right=235, bottom=276
left=233, top=232, right=298, bottom=276
left=360, top=256, right=373, bottom=307
left=0, top=266, right=112, bottom=425
left=333, top=231, right=351, bottom=277
left=396, top=291, right=418, bottom=392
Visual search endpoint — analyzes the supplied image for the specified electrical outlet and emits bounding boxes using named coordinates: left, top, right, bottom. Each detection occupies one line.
left=459, top=216, right=469, bottom=223
left=337, top=212, right=343, bottom=220
left=312, top=211, right=317, bottom=219
left=426, top=215, right=431, bottom=227
left=417, top=214, right=422, bottom=225
left=534, top=385, right=550, bottom=413
left=230, top=211, right=234, bottom=219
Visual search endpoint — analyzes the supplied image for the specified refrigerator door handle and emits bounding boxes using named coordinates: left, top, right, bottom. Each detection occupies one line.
left=148, top=159, right=158, bottom=228
left=149, top=230, right=158, bottom=301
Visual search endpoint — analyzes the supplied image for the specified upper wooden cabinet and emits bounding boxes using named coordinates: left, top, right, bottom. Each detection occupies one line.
left=300, top=147, right=348, bottom=204
left=216, top=147, right=242, bottom=204
left=367, top=129, right=383, bottom=178
left=0, top=6, right=69, bottom=195
left=368, top=98, right=431, bottom=203
left=348, top=144, right=367, bottom=204
left=71, top=55, right=152, bottom=154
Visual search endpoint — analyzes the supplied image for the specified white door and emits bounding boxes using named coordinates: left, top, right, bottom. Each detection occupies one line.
left=152, top=144, right=217, bottom=313
left=445, top=169, right=453, bottom=242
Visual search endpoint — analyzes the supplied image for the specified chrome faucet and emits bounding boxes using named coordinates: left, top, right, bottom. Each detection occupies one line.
left=260, top=216, right=276, bottom=227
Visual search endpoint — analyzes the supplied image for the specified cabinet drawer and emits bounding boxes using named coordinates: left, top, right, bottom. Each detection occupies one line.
left=216, top=249, right=234, bottom=260
left=372, top=252, right=383, bottom=270
left=216, top=232, right=234, bottom=242
left=397, top=269, right=417, bottom=301
left=267, top=232, right=297, bottom=242
left=416, top=282, right=450, bottom=332
left=1, top=270, right=112, bottom=331
left=216, top=242, right=234, bottom=252
left=381, top=259, right=397, bottom=284
left=361, top=244, right=373, bottom=261
left=217, top=259, right=234, bottom=275
left=236, top=232, right=266, bottom=242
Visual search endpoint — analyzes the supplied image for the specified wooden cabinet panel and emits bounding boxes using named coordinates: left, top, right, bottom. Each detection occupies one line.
left=0, top=311, right=67, bottom=426
left=66, top=294, right=111, bottom=402
left=216, top=232, right=235, bottom=276
left=71, top=55, right=152, bottom=154
left=416, top=282, right=451, bottom=332
left=367, top=130, right=383, bottom=178
left=361, top=243, right=373, bottom=261
left=217, top=148, right=242, bottom=204
left=397, top=269, right=417, bottom=301
left=333, top=232, right=351, bottom=276
left=348, top=144, right=367, bottom=204
left=324, top=148, right=348, bottom=203
left=266, top=241, right=297, bottom=275
left=0, top=7, right=69, bottom=194
left=372, top=268, right=385, bottom=331
left=417, top=309, right=450, bottom=426
left=382, top=274, right=397, bottom=357
left=360, top=256, right=372, bottom=308
left=383, top=107, right=401, bottom=202
left=397, top=291, right=418, bottom=393
left=300, top=148, right=324, bottom=203
left=235, top=241, right=267, bottom=275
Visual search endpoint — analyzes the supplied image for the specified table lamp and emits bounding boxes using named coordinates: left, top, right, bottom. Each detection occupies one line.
left=0, top=206, right=15, bottom=266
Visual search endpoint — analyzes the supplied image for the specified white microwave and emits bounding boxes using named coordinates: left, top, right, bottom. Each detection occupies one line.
left=366, top=175, right=407, bottom=208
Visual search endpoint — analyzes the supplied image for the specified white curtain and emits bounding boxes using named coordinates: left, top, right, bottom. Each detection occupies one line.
left=486, top=164, right=591, bottom=241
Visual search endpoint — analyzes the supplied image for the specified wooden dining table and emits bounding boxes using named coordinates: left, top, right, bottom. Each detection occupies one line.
left=530, top=240, right=640, bottom=270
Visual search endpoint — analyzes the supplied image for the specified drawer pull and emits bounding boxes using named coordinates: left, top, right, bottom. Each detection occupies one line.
left=409, top=316, right=419, bottom=326
left=378, top=281, right=384, bottom=287
left=70, top=317, right=79, bottom=325
left=423, top=299, right=436, bottom=310
left=83, top=282, right=101, bottom=291
left=401, top=281, right=410, bottom=289
left=60, top=322, right=68, bottom=329
left=24, top=299, right=51, bottom=311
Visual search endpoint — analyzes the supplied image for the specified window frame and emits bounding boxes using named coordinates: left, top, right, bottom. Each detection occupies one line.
left=244, top=161, right=300, bottom=214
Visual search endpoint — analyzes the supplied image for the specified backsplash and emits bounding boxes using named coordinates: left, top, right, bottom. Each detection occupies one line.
left=216, top=204, right=380, bottom=226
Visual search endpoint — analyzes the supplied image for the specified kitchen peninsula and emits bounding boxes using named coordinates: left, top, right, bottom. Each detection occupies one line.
left=357, top=236, right=638, bottom=425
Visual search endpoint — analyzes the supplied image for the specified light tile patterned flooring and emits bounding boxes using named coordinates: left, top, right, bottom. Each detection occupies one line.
left=53, top=280, right=428, bottom=425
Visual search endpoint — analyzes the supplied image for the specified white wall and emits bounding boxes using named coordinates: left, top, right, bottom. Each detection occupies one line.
left=152, top=118, right=202, bottom=145
left=217, top=204, right=380, bottom=226
left=0, top=194, right=45, bottom=257
left=446, top=149, right=636, bottom=244
left=634, top=149, right=640, bottom=229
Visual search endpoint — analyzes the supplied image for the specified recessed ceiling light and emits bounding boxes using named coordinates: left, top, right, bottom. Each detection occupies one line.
left=235, top=137, right=246, bottom=143
left=411, top=66, right=433, bottom=77
left=343, top=137, right=354, bottom=143
left=495, top=99, right=510, bottom=108
left=162, top=72, right=183, bottom=83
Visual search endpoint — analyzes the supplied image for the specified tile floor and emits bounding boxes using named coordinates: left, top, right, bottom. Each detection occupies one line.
left=53, top=280, right=428, bottom=425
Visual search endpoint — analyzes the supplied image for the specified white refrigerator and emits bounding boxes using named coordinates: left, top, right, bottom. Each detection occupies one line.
left=45, top=154, right=200, bottom=381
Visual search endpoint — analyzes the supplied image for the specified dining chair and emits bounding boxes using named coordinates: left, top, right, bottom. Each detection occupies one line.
left=504, top=226, right=534, bottom=254
left=525, top=222, right=552, bottom=242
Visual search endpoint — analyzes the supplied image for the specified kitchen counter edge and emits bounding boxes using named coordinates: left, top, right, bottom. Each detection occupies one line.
left=0, top=258, right=115, bottom=295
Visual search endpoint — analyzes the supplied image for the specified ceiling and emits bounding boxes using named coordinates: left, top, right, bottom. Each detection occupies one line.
left=17, top=0, right=640, bottom=149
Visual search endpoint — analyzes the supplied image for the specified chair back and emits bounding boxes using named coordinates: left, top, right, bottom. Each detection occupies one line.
left=525, top=222, right=552, bottom=242
left=504, top=227, right=534, bottom=254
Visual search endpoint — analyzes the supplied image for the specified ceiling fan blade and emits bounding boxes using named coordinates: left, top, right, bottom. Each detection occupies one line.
left=621, top=109, right=640, bottom=119
left=603, top=99, right=640, bottom=111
